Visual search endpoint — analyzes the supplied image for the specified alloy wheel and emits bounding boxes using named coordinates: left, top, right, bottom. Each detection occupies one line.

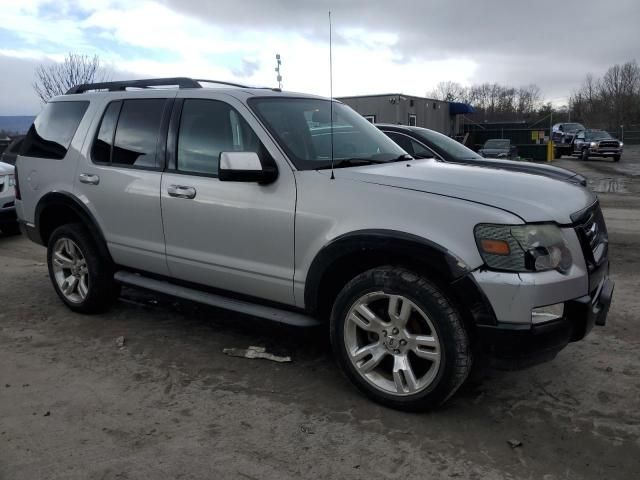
left=343, top=292, right=442, bottom=396
left=51, top=238, right=89, bottom=303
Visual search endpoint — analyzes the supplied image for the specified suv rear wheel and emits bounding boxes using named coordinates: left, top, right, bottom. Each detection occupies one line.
left=330, top=266, right=472, bottom=411
left=47, top=223, right=119, bottom=313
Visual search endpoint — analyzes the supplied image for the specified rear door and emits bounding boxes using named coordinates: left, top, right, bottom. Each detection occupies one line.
left=76, top=92, right=174, bottom=275
left=160, top=92, right=297, bottom=305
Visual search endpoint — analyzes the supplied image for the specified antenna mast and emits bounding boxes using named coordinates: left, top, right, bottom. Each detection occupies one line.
left=329, top=10, right=335, bottom=180
left=275, top=54, right=282, bottom=90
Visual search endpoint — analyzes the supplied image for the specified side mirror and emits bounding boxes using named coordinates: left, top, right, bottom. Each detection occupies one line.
left=218, top=152, right=278, bottom=184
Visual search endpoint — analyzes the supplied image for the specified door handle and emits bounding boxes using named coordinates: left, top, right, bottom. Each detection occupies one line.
left=168, top=184, right=197, bottom=199
left=79, top=173, right=100, bottom=185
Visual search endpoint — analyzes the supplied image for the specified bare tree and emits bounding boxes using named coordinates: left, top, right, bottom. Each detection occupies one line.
left=570, top=60, right=640, bottom=129
left=429, top=81, right=466, bottom=102
left=33, top=53, right=108, bottom=103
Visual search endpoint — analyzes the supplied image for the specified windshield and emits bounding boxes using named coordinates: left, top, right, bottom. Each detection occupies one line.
left=587, top=131, right=613, bottom=140
left=412, top=128, right=482, bottom=160
left=249, top=97, right=406, bottom=170
left=483, top=139, right=510, bottom=149
left=562, top=123, right=585, bottom=133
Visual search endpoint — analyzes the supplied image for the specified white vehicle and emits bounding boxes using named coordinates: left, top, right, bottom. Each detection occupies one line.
left=0, top=160, right=18, bottom=235
left=15, top=78, right=614, bottom=410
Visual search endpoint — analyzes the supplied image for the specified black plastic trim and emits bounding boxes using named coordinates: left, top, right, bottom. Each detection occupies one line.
left=33, top=192, right=111, bottom=263
left=477, top=273, right=613, bottom=370
left=304, top=229, right=471, bottom=315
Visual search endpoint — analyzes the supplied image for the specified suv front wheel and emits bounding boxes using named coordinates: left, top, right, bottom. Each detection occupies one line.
left=330, top=266, right=472, bottom=411
left=47, top=223, right=119, bottom=313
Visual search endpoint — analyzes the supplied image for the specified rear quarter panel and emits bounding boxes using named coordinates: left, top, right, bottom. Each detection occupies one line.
left=16, top=98, right=99, bottom=225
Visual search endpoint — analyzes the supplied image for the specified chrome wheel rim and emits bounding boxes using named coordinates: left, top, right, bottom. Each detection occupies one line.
left=51, top=238, right=89, bottom=304
left=344, top=292, right=442, bottom=396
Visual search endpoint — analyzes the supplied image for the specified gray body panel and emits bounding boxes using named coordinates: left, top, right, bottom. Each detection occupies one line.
left=292, top=168, right=522, bottom=307
left=328, top=159, right=596, bottom=224
left=74, top=91, right=177, bottom=275
left=160, top=89, right=297, bottom=304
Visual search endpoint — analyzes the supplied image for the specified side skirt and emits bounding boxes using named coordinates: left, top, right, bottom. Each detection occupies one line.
left=114, top=271, right=321, bottom=328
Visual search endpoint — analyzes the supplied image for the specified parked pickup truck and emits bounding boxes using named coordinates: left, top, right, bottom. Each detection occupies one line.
left=572, top=129, right=623, bottom=162
left=552, top=123, right=585, bottom=158
left=15, top=77, right=614, bottom=411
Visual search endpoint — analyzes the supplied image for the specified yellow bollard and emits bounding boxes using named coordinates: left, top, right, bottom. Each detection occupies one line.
left=547, top=140, right=554, bottom=162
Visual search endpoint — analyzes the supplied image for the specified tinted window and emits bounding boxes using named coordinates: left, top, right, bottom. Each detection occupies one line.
left=21, top=101, right=89, bottom=159
left=413, top=128, right=483, bottom=160
left=177, top=99, right=262, bottom=176
left=385, top=132, right=433, bottom=158
left=586, top=131, right=612, bottom=140
left=91, top=101, right=121, bottom=164
left=112, top=99, right=166, bottom=168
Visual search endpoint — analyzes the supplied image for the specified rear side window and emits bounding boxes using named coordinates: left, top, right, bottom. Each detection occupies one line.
left=91, top=101, right=121, bottom=164
left=113, top=99, right=166, bottom=168
left=21, top=101, right=89, bottom=160
left=91, top=99, right=167, bottom=168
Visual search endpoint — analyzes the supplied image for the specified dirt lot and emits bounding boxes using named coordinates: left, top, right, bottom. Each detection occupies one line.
left=1, top=150, right=639, bottom=480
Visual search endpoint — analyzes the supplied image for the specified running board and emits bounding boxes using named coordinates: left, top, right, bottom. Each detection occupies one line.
left=114, top=271, right=321, bottom=328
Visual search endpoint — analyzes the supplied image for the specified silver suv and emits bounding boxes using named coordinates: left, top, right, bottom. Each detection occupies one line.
left=15, top=78, right=614, bottom=411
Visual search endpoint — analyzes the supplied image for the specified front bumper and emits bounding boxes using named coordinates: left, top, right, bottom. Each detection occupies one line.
left=477, top=275, right=613, bottom=369
left=588, top=147, right=623, bottom=157
left=474, top=261, right=613, bottom=369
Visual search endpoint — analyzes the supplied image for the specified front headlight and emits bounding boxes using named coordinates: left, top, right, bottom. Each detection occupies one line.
left=7, top=175, right=15, bottom=187
left=474, top=224, right=572, bottom=273
left=590, top=142, right=597, bottom=147
left=620, top=142, right=624, bottom=147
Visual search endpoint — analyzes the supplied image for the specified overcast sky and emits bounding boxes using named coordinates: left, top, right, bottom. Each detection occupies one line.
left=0, top=0, right=638, bottom=115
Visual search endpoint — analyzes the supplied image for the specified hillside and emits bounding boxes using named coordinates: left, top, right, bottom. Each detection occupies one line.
left=0, top=116, right=35, bottom=134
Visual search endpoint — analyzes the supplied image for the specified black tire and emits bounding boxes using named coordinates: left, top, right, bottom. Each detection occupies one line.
left=554, top=148, right=561, bottom=159
left=330, top=266, right=472, bottom=411
left=47, top=223, right=120, bottom=313
left=613, top=154, right=621, bottom=162
left=581, top=148, right=589, bottom=161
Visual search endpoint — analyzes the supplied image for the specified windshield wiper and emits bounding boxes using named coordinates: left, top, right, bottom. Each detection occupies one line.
left=389, top=153, right=414, bottom=162
left=316, top=154, right=413, bottom=170
left=328, top=158, right=390, bottom=168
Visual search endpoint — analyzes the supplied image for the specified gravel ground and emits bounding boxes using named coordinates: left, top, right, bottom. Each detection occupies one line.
left=1, top=150, right=639, bottom=479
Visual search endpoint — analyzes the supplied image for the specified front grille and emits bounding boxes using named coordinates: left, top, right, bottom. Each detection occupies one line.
left=598, top=141, right=619, bottom=149
left=572, top=203, right=608, bottom=268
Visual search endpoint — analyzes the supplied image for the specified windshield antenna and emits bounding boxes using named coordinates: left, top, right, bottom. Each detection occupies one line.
left=329, top=10, right=335, bottom=180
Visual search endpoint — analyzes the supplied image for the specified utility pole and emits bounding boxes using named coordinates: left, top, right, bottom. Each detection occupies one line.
left=275, top=54, right=282, bottom=90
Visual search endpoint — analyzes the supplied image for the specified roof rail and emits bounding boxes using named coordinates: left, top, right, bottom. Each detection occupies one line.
left=65, top=77, right=253, bottom=94
left=194, top=79, right=252, bottom=88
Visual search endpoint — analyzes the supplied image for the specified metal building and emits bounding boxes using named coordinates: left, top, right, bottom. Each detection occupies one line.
left=337, top=93, right=474, bottom=136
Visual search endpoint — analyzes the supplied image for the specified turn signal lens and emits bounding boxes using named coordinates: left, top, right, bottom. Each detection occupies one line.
left=479, top=239, right=510, bottom=256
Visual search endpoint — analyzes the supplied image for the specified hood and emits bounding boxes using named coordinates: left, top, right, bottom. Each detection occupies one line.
left=455, top=157, right=586, bottom=186
left=0, top=161, right=14, bottom=175
left=330, top=159, right=596, bottom=224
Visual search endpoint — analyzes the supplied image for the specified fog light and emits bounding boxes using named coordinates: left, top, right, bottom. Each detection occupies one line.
left=531, top=303, right=564, bottom=324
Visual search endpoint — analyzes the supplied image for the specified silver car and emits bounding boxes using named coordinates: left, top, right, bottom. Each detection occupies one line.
left=15, top=78, right=614, bottom=411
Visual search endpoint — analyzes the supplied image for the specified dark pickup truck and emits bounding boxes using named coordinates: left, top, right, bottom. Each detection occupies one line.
left=552, top=123, right=585, bottom=158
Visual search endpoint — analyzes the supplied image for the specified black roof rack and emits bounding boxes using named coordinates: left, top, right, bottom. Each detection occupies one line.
left=65, top=77, right=254, bottom=94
